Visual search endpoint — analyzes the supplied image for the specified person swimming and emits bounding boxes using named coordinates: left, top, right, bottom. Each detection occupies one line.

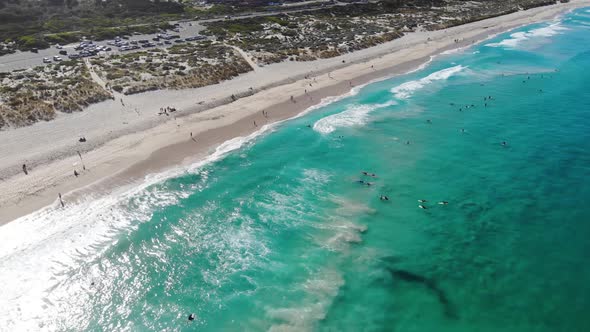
left=501, top=141, right=508, bottom=146
left=380, top=195, right=389, bottom=201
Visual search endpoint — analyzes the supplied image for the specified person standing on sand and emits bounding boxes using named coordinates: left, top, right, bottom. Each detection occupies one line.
left=22, top=164, right=28, bottom=175
left=58, top=193, right=65, bottom=208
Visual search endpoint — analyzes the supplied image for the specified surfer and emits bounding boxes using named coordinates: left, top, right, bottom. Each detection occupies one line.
left=380, top=195, right=390, bottom=201
left=418, top=199, right=427, bottom=203
left=419, top=205, right=428, bottom=209
left=438, top=201, right=449, bottom=205
left=501, top=141, right=508, bottom=147
left=188, top=314, right=195, bottom=321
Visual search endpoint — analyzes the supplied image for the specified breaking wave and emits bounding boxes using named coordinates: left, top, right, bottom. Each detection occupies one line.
left=485, top=21, right=568, bottom=48
left=390, top=65, right=466, bottom=99
left=313, top=101, right=396, bottom=134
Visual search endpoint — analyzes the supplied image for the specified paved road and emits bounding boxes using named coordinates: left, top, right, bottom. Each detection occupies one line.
left=0, top=2, right=348, bottom=72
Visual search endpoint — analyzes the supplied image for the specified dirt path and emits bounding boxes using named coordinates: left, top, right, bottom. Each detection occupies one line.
left=227, top=45, right=260, bottom=71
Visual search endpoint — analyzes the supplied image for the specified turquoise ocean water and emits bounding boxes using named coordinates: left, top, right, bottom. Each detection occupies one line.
left=1, top=8, right=590, bottom=331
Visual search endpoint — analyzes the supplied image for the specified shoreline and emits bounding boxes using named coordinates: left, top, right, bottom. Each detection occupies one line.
left=0, top=0, right=588, bottom=225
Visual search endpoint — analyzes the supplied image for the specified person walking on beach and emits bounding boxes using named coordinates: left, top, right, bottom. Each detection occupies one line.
left=58, top=193, right=65, bottom=208
left=74, top=170, right=79, bottom=177
left=22, top=164, right=28, bottom=175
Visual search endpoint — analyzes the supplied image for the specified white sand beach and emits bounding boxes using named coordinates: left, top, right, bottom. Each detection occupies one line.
left=0, top=0, right=588, bottom=224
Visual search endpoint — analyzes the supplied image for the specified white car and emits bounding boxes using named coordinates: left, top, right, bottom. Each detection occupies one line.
left=53, top=56, right=62, bottom=61
left=43, top=57, right=51, bottom=63
left=55, top=44, right=63, bottom=49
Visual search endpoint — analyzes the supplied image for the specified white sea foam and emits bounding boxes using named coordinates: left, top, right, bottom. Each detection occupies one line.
left=390, top=65, right=466, bottom=99
left=0, top=119, right=284, bottom=331
left=312, top=100, right=396, bottom=134
left=485, top=22, right=568, bottom=48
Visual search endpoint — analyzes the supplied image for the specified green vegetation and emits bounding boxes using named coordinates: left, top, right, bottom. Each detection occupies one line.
left=0, top=0, right=184, bottom=52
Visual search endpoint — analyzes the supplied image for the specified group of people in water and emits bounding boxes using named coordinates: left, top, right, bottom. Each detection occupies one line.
left=357, top=171, right=449, bottom=209
left=349, top=88, right=519, bottom=209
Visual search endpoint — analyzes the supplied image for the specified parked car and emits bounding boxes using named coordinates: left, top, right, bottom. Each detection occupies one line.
left=59, top=50, right=68, bottom=55
left=53, top=56, right=62, bottom=61
left=43, top=57, right=51, bottom=63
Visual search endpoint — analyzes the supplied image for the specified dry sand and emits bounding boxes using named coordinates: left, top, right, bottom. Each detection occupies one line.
left=0, top=0, right=588, bottom=224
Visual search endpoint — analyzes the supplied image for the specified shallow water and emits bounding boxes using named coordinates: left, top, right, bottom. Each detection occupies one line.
left=1, top=8, right=590, bottom=331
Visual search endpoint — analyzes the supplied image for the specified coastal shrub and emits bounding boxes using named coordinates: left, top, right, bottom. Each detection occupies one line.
left=45, top=32, right=83, bottom=45
left=112, top=85, right=123, bottom=93
left=16, top=35, right=49, bottom=50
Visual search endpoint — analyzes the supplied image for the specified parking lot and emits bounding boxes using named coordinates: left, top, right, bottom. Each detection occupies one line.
left=0, top=21, right=207, bottom=72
